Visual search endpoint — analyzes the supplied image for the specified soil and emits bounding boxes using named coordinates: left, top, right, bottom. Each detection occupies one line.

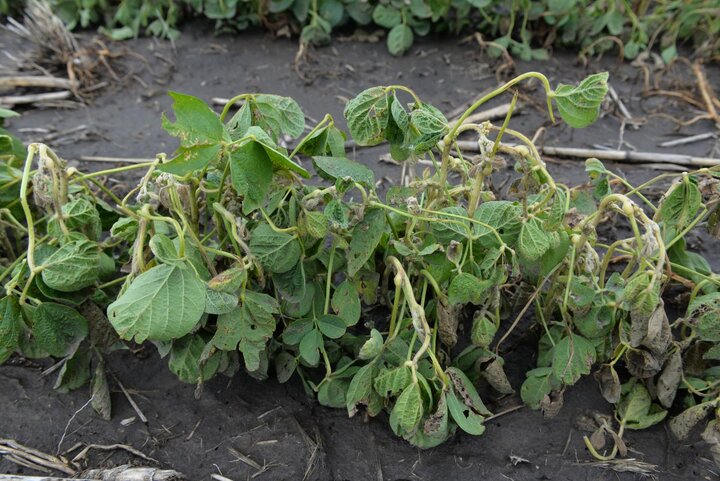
left=1, top=22, right=720, bottom=481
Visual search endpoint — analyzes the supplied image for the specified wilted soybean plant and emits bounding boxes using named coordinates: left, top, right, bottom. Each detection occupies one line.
left=1, top=71, right=720, bottom=456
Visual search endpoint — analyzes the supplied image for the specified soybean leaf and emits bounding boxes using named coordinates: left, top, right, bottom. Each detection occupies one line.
left=344, top=86, right=390, bottom=146
left=551, top=333, right=596, bottom=384
left=205, top=288, right=239, bottom=315
left=519, top=217, right=551, bottom=261
left=160, top=91, right=229, bottom=174
left=347, top=208, right=387, bottom=276
left=448, top=273, right=491, bottom=305
left=670, top=403, right=712, bottom=440
left=317, top=314, right=346, bottom=339
left=275, top=351, right=297, bottom=383
left=48, top=197, right=101, bottom=241
left=372, top=4, right=401, bottom=28
left=41, top=239, right=100, bottom=292
left=299, top=210, right=329, bottom=239
left=387, top=24, right=413, bottom=56
left=473, top=201, right=522, bottom=246
left=552, top=72, right=609, bottom=128
left=230, top=140, right=273, bottom=214
left=657, top=176, right=702, bottom=233
left=299, top=328, right=323, bottom=366
left=331, top=280, right=361, bottom=326
left=149, top=233, right=181, bottom=265
left=33, top=303, right=88, bottom=358
left=520, top=367, right=555, bottom=409
left=390, top=382, right=423, bottom=435
left=375, top=365, right=412, bottom=396
left=91, top=360, right=112, bottom=420
left=252, top=94, right=305, bottom=139
left=169, top=334, right=220, bottom=383
left=249, top=223, right=301, bottom=274
left=346, top=362, right=376, bottom=416
left=617, top=381, right=667, bottom=430
left=471, top=313, right=497, bottom=349
left=54, top=348, right=91, bottom=393
left=359, top=329, right=383, bottom=360
left=0, top=296, right=23, bottom=364
left=318, top=377, right=350, bottom=408
left=408, top=103, right=448, bottom=153
left=214, top=291, right=279, bottom=372
left=282, top=319, right=314, bottom=345
left=107, top=262, right=205, bottom=342
left=313, top=156, right=375, bottom=188
left=447, top=387, right=485, bottom=435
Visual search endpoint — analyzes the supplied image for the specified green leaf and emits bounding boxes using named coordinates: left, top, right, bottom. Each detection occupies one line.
left=473, top=201, right=522, bottom=245
left=41, top=239, right=100, bottom=292
left=657, top=176, right=702, bottom=232
left=249, top=224, right=301, bottom=274
left=299, top=328, right=323, bottom=365
left=617, top=381, right=667, bottom=430
left=346, top=363, right=376, bottom=416
left=331, top=280, right=361, bottom=326
left=149, top=233, right=181, bottom=265
left=204, top=288, right=238, bottom=315
left=372, top=4, right=402, bottom=28
left=347, top=208, right=387, bottom=276
left=471, top=313, right=496, bottom=348
left=317, top=314, right=346, bottom=339
left=359, top=329, right=383, bottom=360
left=448, top=273, right=491, bottom=305
left=107, top=262, right=205, bottom=342
left=551, top=333, right=596, bottom=384
left=160, top=91, right=228, bottom=174
left=344, top=86, right=390, bottom=146
left=282, top=319, right=313, bottom=345
left=251, top=94, right=305, bottom=139
left=299, top=210, right=329, bottom=239
left=390, top=382, right=423, bottom=434
left=552, top=72, right=609, bottom=128
left=318, top=377, right=349, bottom=408
left=169, top=334, right=220, bottom=383
left=520, top=367, right=554, bottom=409
left=387, top=24, right=414, bottom=56
left=33, top=303, right=88, bottom=358
left=275, top=351, right=297, bottom=383
left=375, top=365, right=412, bottom=396
left=313, top=156, right=375, bottom=188
left=54, top=347, right=91, bottom=393
left=49, top=197, right=101, bottom=241
left=230, top=140, right=273, bottom=214
left=0, top=296, right=22, bottom=364
left=214, top=291, right=279, bottom=371
left=447, top=387, right=485, bottom=435
left=407, top=103, right=447, bottom=152
left=518, top=217, right=551, bottom=261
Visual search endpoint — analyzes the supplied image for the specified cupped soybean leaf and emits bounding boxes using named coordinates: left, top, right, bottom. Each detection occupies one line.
left=275, top=351, right=297, bottom=383
left=230, top=140, right=273, bottom=214
left=551, top=333, right=596, bottom=384
left=359, top=329, right=383, bottom=360
left=41, top=239, right=100, bottom=292
left=169, top=334, right=220, bottom=384
left=520, top=367, right=555, bottom=409
left=519, top=217, right=551, bottom=261
left=160, top=91, right=229, bottom=174
left=208, top=266, right=246, bottom=293
left=551, top=72, right=609, bottom=128
left=408, top=391, right=451, bottom=448
left=251, top=94, right=305, bottom=139
left=390, top=382, right=423, bottom=435
left=447, top=387, right=485, bottom=435
left=226, top=102, right=252, bottom=140
left=446, top=367, right=492, bottom=416
left=49, top=197, right=101, bottom=241
left=387, top=24, right=414, bottom=56
left=0, top=296, right=23, bottom=364
left=471, top=312, right=497, bottom=348
left=347, top=208, right=387, bottom=276
left=433, top=206, right=471, bottom=240
left=375, top=365, right=413, bottom=396
left=214, top=291, right=279, bottom=372
left=254, top=137, right=310, bottom=178
left=473, top=201, right=523, bottom=245
left=107, top=262, right=205, bottom=343
left=408, top=103, right=448, bottom=153
left=317, top=314, right=346, bottom=339
left=299, top=210, right=329, bottom=239
left=205, top=288, right=238, bottom=315
left=331, top=280, right=361, bottom=326
left=91, top=361, right=112, bottom=420
left=448, top=273, right=491, bottom=305
left=249, top=224, right=301, bottom=274
left=657, top=176, right=702, bottom=232
left=344, top=86, right=390, bottom=146
left=54, top=348, right=91, bottom=393
left=617, top=381, right=667, bottom=430
left=347, top=362, right=376, bottom=416
left=313, top=156, right=375, bottom=188
left=33, top=303, right=88, bottom=358
left=149, top=233, right=181, bottom=265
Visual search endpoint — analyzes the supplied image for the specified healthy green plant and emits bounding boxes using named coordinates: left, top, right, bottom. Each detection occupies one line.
left=1, top=72, right=720, bottom=457
left=12, top=0, right=717, bottom=60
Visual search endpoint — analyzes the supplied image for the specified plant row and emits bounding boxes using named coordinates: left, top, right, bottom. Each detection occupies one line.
left=1, top=72, right=720, bottom=459
left=4, top=0, right=719, bottom=60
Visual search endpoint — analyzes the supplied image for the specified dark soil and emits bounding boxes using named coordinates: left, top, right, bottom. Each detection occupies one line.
left=1, top=22, right=719, bottom=481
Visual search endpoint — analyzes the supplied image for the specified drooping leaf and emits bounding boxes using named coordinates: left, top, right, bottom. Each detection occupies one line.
left=0, top=296, right=22, bottom=364
left=519, top=217, right=551, bottom=261
left=551, top=333, right=596, bottom=385
left=313, top=156, right=375, bottom=188
left=169, top=334, right=220, bottom=384
left=230, top=140, right=273, bottom=214
left=448, top=273, right=491, bottom=305
left=33, top=303, right=88, bottom=358
left=347, top=208, right=387, bottom=276
left=41, top=239, right=100, bottom=292
left=343, top=86, right=390, bottom=146
left=249, top=223, right=301, bottom=274
left=251, top=94, right=306, bottom=139
left=390, top=382, right=423, bottom=435
left=107, top=262, right=205, bottom=343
